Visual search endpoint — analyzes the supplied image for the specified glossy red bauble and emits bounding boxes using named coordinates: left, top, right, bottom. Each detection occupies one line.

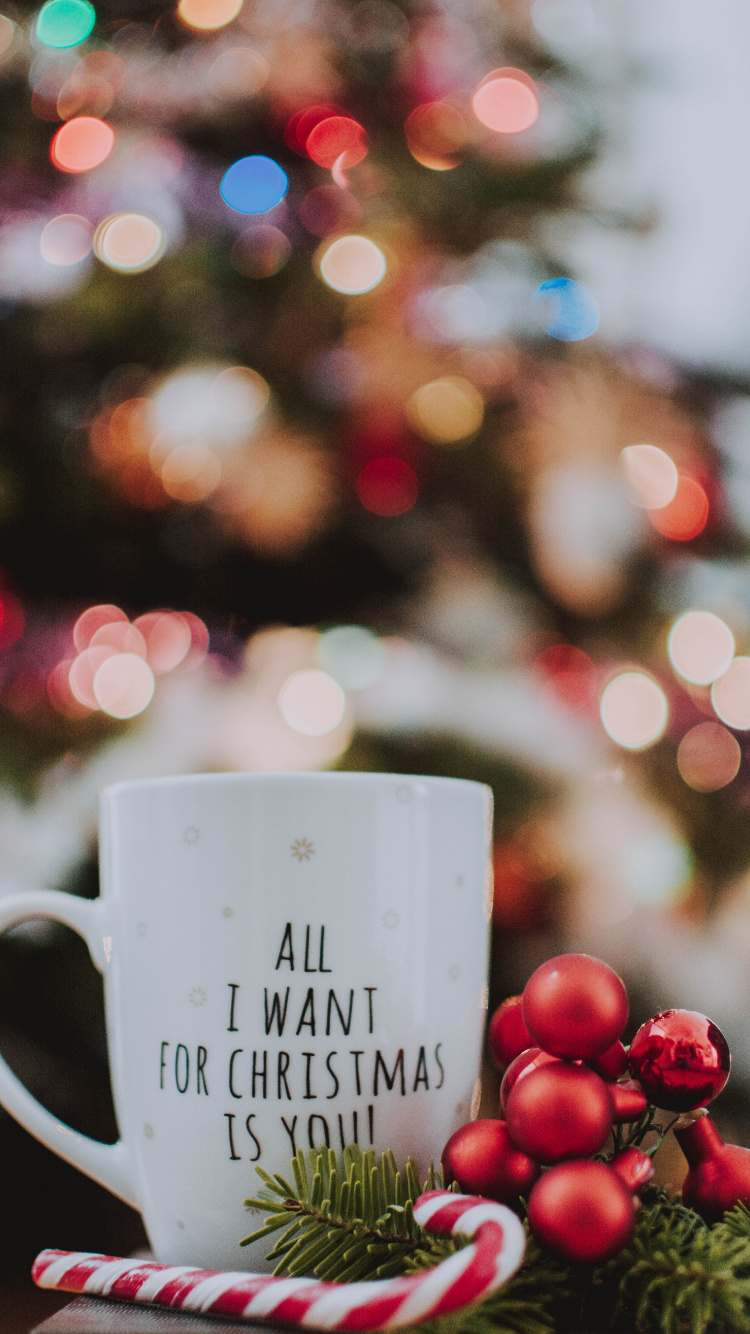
left=675, top=1114, right=750, bottom=1223
left=611, top=1146, right=654, bottom=1193
left=488, top=996, right=532, bottom=1071
left=527, top=1160, right=635, bottom=1263
left=588, top=1039, right=629, bottom=1082
left=500, top=1047, right=559, bottom=1113
left=522, top=954, right=628, bottom=1060
left=505, top=1062, right=612, bottom=1164
left=441, top=1119, right=539, bottom=1207
left=628, top=1009, right=731, bottom=1112
left=610, top=1080, right=647, bottom=1124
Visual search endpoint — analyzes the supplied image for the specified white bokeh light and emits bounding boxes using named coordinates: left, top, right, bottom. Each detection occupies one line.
left=600, top=672, right=668, bottom=750
left=668, top=610, right=735, bottom=685
left=278, top=668, right=346, bottom=736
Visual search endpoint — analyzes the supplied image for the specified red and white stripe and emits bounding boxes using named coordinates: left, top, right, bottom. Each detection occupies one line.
left=32, top=1191, right=525, bottom=1332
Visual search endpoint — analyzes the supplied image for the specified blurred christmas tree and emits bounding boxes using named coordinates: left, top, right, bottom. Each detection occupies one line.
left=1, top=0, right=750, bottom=1273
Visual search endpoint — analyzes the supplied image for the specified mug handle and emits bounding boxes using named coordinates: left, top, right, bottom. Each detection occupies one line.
left=0, top=890, right=138, bottom=1209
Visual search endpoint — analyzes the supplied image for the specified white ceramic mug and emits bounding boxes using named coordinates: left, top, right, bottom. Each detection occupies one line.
left=0, top=772, right=492, bottom=1271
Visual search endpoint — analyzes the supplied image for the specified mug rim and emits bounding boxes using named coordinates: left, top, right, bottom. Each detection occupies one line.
left=102, top=771, right=491, bottom=798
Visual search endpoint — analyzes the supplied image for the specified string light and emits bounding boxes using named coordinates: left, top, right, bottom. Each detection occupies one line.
left=711, top=657, right=750, bottom=730
left=36, top=0, right=95, bottom=48
left=600, top=671, right=668, bottom=749
left=178, top=0, right=242, bottom=29
left=620, top=444, right=678, bottom=510
left=406, top=376, right=484, bottom=446
left=94, top=213, right=165, bottom=272
left=51, top=116, right=113, bottom=172
left=677, top=722, right=741, bottom=792
left=319, top=235, right=386, bottom=294
left=306, top=116, right=368, bottom=169
left=40, top=214, right=93, bottom=265
left=668, top=610, right=734, bottom=685
left=472, top=68, right=539, bottom=133
left=278, top=668, right=345, bottom=735
left=220, top=155, right=288, bottom=215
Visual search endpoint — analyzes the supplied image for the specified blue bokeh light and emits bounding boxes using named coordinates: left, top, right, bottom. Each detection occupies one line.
left=220, top=156, right=288, bottom=215
left=533, top=277, right=599, bottom=341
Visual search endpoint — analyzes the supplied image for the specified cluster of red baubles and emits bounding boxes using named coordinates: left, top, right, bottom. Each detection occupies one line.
left=442, top=953, right=742, bottom=1263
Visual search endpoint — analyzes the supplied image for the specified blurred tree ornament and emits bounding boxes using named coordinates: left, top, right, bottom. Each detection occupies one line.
left=487, top=995, right=532, bottom=1071
left=628, top=1010, right=731, bottom=1112
left=522, top=953, right=628, bottom=1060
left=676, top=1112, right=750, bottom=1223
left=441, top=1118, right=539, bottom=1207
left=526, top=1160, right=635, bottom=1262
left=505, top=1062, right=613, bottom=1163
left=499, top=1046, right=558, bottom=1113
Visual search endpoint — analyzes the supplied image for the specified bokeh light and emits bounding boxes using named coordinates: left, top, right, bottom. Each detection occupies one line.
left=534, top=642, right=597, bottom=710
left=677, top=722, right=741, bottom=793
left=178, top=0, right=242, bottom=29
left=90, top=620, right=147, bottom=656
left=623, top=831, right=693, bottom=908
left=47, top=659, right=91, bottom=718
left=36, top=0, right=94, bottom=48
left=472, top=68, right=539, bottom=133
left=40, top=214, right=93, bottom=265
left=406, top=376, right=484, bottom=446
left=668, top=610, right=734, bottom=685
left=648, top=474, right=709, bottom=541
left=73, top=603, right=127, bottom=651
left=220, top=155, right=288, bottom=215
left=133, top=612, right=191, bottom=673
left=306, top=116, right=368, bottom=169
left=711, top=657, right=750, bottom=729
left=0, top=15, right=14, bottom=55
left=151, top=365, right=268, bottom=447
left=278, top=668, right=345, bottom=736
left=319, top=235, right=386, bottom=294
left=316, top=625, right=385, bottom=690
left=213, top=367, right=269, bottom=427
left=160, top=441, right=222, bottom=502
left=600, top=671, right=668, bottom=749
left=230, top=225, right=291, bottom=277
left=356, top=457, right=418, bottom=517
left=404, top=102, right=469, bottom=170
left=69, top=645, right=118, bottom=708
left=207, top=48, right=269, bottom=99
left=285, top=104, right=343, bottom=155
left=51, top=116, right=114, bottom=172
left=621, top=444, right=679, bottom=510
left=534, top=277, right=599, bottom=341
left=299, top=185, right=361, bottom=237
left=94, top=214, right=165, bottom=272
left=93, top=652, right=155, bottom=718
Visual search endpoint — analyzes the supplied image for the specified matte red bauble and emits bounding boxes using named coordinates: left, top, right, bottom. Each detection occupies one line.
left=500, top=1047, right=559, bottom=1113
left=505, top=1062, right=612, bottom=1163
left=522, top=953, right=628, bottom=1060
left=611, top=1146, right=654, bottom=1193
left=628, top=1009, right=731, bottom=1112
left=588, top=1039, right=629, bottom=1081
left=675, top=1114, right=750, bottom=1223
left=488, top=996, right=532, bottom=1071
left=527, top=1160, right=635, bottom=1263
left=441, top=1119, right=539, bottom=1207
left=610, top=1080, right=647, bottom=1124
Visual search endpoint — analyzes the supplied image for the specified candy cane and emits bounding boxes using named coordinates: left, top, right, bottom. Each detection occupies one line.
left=32, top=1190, right=526, bottom=1332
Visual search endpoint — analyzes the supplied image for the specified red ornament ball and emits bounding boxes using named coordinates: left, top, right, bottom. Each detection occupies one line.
left=527, top=1160, right=635, bottom=1263
left=611, top=1146, right=654, bottom=1193
left=505, top=1062, right=612, bottom=1164
left=628, top=1009, right=731, bottom=1112
left=587, top=1039, right=629, bottom=1082
left=488, top=995, right=532, bottom=1071
left=522, top=953, right=628, bottom=1060
left=676, top=1114, right=750, bottom=1223
left=441, top=1119, right=539, bottom=1207
left=500, top=1047, right=560, bottom=1113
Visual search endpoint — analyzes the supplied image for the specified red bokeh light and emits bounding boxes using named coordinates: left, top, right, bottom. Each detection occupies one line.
left=306, top=116, right=368, bottom=169
left=73, top=604, right=128, bottom=652
left=648, top=474, right=709, bottom=541
left=134, top=611, right=192, bottom=673
left=472, top=67, right=539, bottom=134
left=0, top=593, right=25, bottom=650
left=51, top=116, right=115, bottom=173
left=534, top=643, right=597, bottom=711
left=355, top=457, right=419, bottom=517
left=284, top=104, right=343, bottom=156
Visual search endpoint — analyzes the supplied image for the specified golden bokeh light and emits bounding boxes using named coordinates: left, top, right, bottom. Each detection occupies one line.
left=711, top=657, right=750, bottom=730
left=406, top=376, right=484, bottom=446
left=668, top=610, right=735, bottom=686
left=213, top=366, right=269, bottom=427
left=178, top=0, right=242, bottom=29
left=94, top=213, right=165, bottom=273
left=93, top=652, right=155, bottom=718
left=621, top=444, right=679, bottom=510
left=278, top=668, right=346, bottom=736
left=600, top=671, right=668, bottom=750
left=319, top=235, right=386, bottom=295
left=51, top=117, right=114, bottom=172
left=677, top=722, right=741, bottom=792
left=160, top=440, right=222, bottom=502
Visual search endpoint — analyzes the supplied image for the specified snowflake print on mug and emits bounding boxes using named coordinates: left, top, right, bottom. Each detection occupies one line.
left=290, top=837, right=315, bottom=861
